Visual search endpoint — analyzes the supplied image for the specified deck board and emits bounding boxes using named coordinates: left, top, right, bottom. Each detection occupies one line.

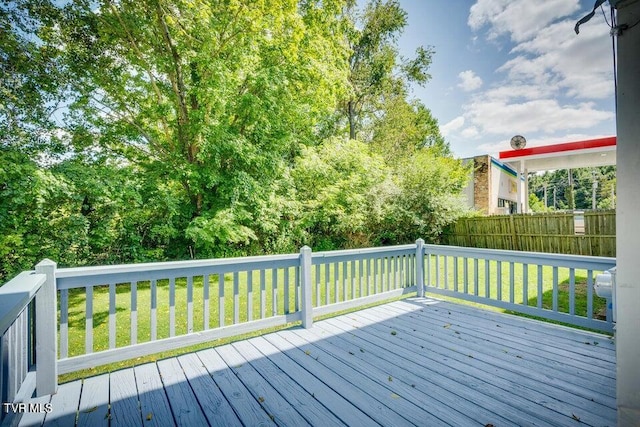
left=20, top=297, right=617, bottom=426
left=76, top=374, right=109, bottom=427
left=109, top=368, right=140, bottom=427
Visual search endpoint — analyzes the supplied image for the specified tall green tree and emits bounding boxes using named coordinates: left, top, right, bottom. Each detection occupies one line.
left=42, top=0, right=350, bottom=257
left=0, top=1, right=64, bottom=154
left=342, top=0, right=434, bottom=140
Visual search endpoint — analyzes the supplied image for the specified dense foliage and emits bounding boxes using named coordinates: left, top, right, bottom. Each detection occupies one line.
left=528, top=166, right=616, bottom=212
left=1, top=0, right=470, bottom=281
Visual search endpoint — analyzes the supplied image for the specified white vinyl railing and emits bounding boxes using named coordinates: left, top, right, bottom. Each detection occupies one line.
left=0, top=241, right=616, bottom=402
left=423, top=244, right=616, bottom=333
left=0, top=261, right=57, bottom=426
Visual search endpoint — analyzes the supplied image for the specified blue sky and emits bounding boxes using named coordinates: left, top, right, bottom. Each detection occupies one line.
left=392, top=0, right=617, bottom=158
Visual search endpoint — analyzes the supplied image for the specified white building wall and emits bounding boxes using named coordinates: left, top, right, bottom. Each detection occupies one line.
left=614, top=0, right=640, bottom=425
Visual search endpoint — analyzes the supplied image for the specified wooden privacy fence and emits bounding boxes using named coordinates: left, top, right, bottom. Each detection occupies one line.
left=444, top=211, right=616, bottom=257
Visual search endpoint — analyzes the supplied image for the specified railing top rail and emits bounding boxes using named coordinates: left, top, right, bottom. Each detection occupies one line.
left=0, top=271, right=46, bottom=335
left=55, top=252, right=303, bottom=289
left=312, top=244, right=415, bottom=260
left=423, top=244, right=616, bottom=270
left=56, top=252, right=300, bottom=279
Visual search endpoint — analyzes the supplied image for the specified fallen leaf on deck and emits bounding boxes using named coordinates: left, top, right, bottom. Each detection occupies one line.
left=146, top=413, right=153, bottom=421
left=391, top=330, right=397, bottom=336
left=83, top=406, right=98, bottom=413
left=443, top=323, right=451, bottom=328
left=572, top=413, right=580, bottom=421
left=258, top=396, right=265, bottom=403
left=391, top=393, right=400, bottom=399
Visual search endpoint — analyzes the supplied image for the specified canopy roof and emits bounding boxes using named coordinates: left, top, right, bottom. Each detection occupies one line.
left=498, top=136, right=616, bottom=172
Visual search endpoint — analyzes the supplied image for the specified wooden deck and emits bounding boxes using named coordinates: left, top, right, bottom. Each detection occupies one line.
left=19, top=297, right=616, bottom=427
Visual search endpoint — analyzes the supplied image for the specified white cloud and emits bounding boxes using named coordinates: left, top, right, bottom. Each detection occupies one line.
left=461, top=126, right=479, bottom=138
left=465, top=99, right=613, bottom=135
left=468, top=0, right=580, bottom=43
left=499, top=19, right=614, bottom=100
left=440, top=116, right=465, bottom=137
left=458, top=70, right=483, bottom=91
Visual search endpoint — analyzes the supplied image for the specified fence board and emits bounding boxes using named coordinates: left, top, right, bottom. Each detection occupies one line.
left=444, top=211, right=615, bottom=257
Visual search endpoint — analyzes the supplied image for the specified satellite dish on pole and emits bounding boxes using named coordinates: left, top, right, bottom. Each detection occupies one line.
left=510, top=135, right=527, bottom=150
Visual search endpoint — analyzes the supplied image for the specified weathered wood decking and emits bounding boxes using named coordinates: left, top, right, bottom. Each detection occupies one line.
left=19, top=298, right=616, bottom=427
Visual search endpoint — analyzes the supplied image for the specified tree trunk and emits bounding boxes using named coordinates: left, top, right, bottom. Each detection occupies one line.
left=348, top=99, right=356, bottom=140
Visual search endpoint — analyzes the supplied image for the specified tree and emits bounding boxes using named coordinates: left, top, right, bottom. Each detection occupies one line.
left=378, top=150, right=470, bottom=244
left=341, top=0, right=434, bottom=140
left=0, top=1, right=64, bottom=154
left=40, top=0, right=350, bottom=257
left=291, top=138, right=393, bottom=249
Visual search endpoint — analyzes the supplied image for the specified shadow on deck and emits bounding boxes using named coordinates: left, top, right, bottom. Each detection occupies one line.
left=20, top=298, right=616, bottom=427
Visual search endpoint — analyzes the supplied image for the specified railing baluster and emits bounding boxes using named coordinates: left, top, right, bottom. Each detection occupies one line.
left=453, top=257, right=458, bottom=292
left=169, top=278, right=176, bottom=337
left=314, top=265, right=320, bottom=307
left=522, top=264, right=528, bottom=306
left=203, top=275, right=210, bottom=330
left=325, top=263, right=330, bottom=304
left=569, top=268, right=575, bottom=315
left=537, top=265, right=543, bottom=309
left=151, top=280, right=157, bottom=341
left=60, top=289, right=69, bottom=358
left=131, top=282, right=137, bottom=345
left=219, top=274, right=225, bottom=327
left=509, top=262, right=515, bottom=303
left=109, top=283, right=116, bottom=349
left=444, top=255, right=448, bottom=290
left=247, top=271, right=253, bottom=322
left=358, top=259, right=363, bottom=298
left=463, top=257, right=469, bottom=293
left=474, top=258, right=479, bottom=296
left=187, top=276, right=194, bottom=333
left=295, top=266, right=300, bottom=312
left=380, top=257, right=386, bottom=293
left=374, top=258, right=379, bottom=293
left=426, top=252, right=431, bottom=287
left=342, top=261, right=347, bottom=301
left=85, top=286, right=93, bottom=354
left=435, top=255, right=440, bottom=288
left=497, top=261, right=502, bottom=301
left=485, top=260, right=490, bottom=298
left=233, top=272, right=240, bottom=324
left=350, top=261, right=356, bottom=300
left=552, top=266, right=559, bottom=312
left=283, top=268, right=290, bottom=314
left=260, top=270, right=266, bottom=319
left=333, top=262, right=339, bottom=303
left=393, top=256, right=399, bottom=289
left=271, top=269, right=277, bottom=316
left=586, top=269, right=594, bottom=320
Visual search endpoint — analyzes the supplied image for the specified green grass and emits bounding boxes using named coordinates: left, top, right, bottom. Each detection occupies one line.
left=57, top=255, right=609, bottom=383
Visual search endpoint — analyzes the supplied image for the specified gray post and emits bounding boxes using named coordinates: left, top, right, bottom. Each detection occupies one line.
left=34, top=259, right=57, bottom=396
left=300, top=246, right=313, bottom=328
left=416, top=239, right=425, bottom=298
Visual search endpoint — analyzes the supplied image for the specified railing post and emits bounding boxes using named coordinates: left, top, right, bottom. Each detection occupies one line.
left=34, top=259, right=57, bottom=396
left=300, top=246, right=313, bottom=328
left=416, top=239, right=425, bottom=297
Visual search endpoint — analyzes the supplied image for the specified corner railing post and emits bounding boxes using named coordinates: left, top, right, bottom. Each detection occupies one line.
left=416, top=239, right=425, bottom=297
left=34, top=259, right=57, bottom=396
left=300, top=246, right=313, bottom=328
